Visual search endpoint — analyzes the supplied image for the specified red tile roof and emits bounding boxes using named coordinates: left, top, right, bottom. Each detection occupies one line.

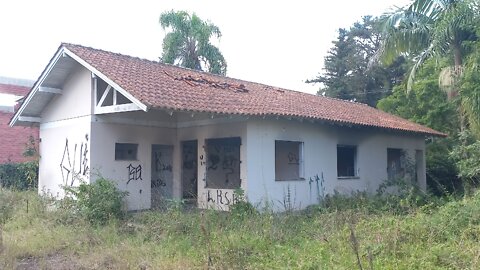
left=63, top=43, right=445, bottom=137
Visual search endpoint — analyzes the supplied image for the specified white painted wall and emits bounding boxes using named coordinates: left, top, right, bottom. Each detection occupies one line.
left=41, top=66, right=92, bottom=123
left=38, top=65, right=93, bottom=197
left=246, top=118, right=426, bottom=211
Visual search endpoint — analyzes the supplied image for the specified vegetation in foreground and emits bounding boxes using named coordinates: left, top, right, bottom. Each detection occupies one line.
left=1, top=185, right=479, bottom=269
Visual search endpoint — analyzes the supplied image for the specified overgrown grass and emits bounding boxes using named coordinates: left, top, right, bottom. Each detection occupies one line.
left=1, top=188, right=479, bottom=269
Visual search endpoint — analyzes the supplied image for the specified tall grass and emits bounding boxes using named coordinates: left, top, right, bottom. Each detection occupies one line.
left=1, top=188, right=479, bottom=269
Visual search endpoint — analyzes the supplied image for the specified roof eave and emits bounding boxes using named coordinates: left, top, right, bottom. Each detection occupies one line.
left=9, top=46, right=67, bottom=127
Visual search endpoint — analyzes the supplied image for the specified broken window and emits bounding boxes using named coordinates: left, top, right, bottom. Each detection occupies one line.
left=387, top=148, right=405, bottom=180
left=275, top=140, right=304, bottom=181
left=337, top=145, right=357, bottom=177
left=115, top=143, right=138, bottom=160
left=205, top=137, right=241, bottom=189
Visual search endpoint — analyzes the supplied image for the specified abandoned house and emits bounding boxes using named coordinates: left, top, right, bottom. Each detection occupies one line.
left=10, top=43, right=445, bottom=211
left=0, top=76, right=38, bottom=164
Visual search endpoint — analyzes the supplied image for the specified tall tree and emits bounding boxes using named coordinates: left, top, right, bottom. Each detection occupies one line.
left=307, top=16, right=406, bottom=107
left=159, top=10, right=227, bottom=75
left=375, top=0, right=477, bottom=93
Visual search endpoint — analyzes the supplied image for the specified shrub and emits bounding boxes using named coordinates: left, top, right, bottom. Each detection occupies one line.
left=0, top=161, right=38, bottom=190
left=64, top=178, right=127, bottom=225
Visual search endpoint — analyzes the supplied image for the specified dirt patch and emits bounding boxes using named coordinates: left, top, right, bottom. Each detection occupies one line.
left=14, top=254, right=83, bottom=270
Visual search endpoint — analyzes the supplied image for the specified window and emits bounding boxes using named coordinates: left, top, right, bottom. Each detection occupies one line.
left=205, top=137, right=241, bottom=189
left=337, top=145, right=357, bottom=178
left=275, top=140, right=304, bottom=181
left=115, top=143, right=138, bottom=160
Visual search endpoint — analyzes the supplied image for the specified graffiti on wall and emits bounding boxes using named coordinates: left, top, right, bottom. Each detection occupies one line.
left=127, top=164, right=142, bottom=184
left=206, top=189, right=239, bottom=207
left=60, top=134, right=89, bottom=186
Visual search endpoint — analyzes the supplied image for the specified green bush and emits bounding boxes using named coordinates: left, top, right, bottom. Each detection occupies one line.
left=0, top=161, right=38, bottom=190
left=65, top=178, right=127, bottom=225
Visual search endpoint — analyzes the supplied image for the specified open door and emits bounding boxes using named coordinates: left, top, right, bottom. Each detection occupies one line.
left=151, top=144, right=173, bottom=208
left=181, top=140, right=198, bottom=202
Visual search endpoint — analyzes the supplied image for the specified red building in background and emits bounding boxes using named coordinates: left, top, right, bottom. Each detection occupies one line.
left=0, top=76, right=38, bottom=164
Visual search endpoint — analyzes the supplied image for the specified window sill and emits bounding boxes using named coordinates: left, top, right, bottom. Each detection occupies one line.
left=275, top=178, right=306, bottom=182
left=337, top=176, right=360, bottom=180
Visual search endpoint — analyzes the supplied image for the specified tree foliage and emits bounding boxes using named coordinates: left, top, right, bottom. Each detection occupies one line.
left=375, top=0, right=478, bottom=91
left=378, top=59, right=461, bottom=194
left=308, top=16, right=406, bottom=106
left=159, top=10, right=227, bottom=75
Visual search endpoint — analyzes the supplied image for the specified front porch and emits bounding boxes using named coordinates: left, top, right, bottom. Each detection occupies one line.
left=89, top=109, right=248, bottom=211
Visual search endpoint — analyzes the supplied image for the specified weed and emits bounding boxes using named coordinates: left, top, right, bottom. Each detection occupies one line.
left=64, top=178, right=128, bottom=225
left=1, top=189, right=480, bottom=269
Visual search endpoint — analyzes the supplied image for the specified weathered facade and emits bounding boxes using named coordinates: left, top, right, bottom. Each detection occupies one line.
left=11, top=44, right=444, bottom=211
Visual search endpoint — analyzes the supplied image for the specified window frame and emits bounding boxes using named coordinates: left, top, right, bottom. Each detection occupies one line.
left=274, top=140, right=305, bottom=181
left=115, top=143, right=138, bottom=161
left=337, top=144, right=358, bottom=179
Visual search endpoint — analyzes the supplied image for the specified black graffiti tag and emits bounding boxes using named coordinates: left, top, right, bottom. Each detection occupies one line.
left=206, top=190, right=238, bottom=206
left=127, top=164, right=142, bottom=184
left=59, top=134, right=89, bottom=186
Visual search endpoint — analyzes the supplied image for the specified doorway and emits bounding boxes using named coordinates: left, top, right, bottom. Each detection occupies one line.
left=181, top=140, right=198, bottom=201
left=151, top=144, right=173, bottom=208
left=387, top=148, right=404, bottom=181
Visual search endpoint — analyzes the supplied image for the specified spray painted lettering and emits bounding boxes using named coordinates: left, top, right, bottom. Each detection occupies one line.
left=59, top=134, right=89, bottom=186
left=127, top=164, right=142, bottom=184
left=206, top=189, right=239, bottom=206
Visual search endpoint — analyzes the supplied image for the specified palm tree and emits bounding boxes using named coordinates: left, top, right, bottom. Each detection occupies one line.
left=376, top=0, right=477, bottom=93
left=159, top=10, right=227, bottom=75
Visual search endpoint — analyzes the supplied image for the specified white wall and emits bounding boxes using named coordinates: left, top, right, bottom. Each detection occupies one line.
left=38, top=66, right=93, bottom=197
left=246, top=118, right=426, bottom=211
left=41, top=66, right=92, bottom=123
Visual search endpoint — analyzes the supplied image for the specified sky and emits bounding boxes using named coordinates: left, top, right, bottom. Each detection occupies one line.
left=0, top=0, right=410, bottom=96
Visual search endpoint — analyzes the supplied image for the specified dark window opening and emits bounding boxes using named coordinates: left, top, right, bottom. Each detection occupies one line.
left=115, top=143, right=138, bottom=160
left=205, top=137, right=241, bottom=189
left=337, top=145, right=357, bottom=177
left=275, top=140, right=304, bottom=181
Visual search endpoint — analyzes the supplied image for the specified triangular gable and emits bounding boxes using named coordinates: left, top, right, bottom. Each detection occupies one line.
left=10, top=45, right=148, bottom=126
left=93, top=74, right=144, bottom=114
